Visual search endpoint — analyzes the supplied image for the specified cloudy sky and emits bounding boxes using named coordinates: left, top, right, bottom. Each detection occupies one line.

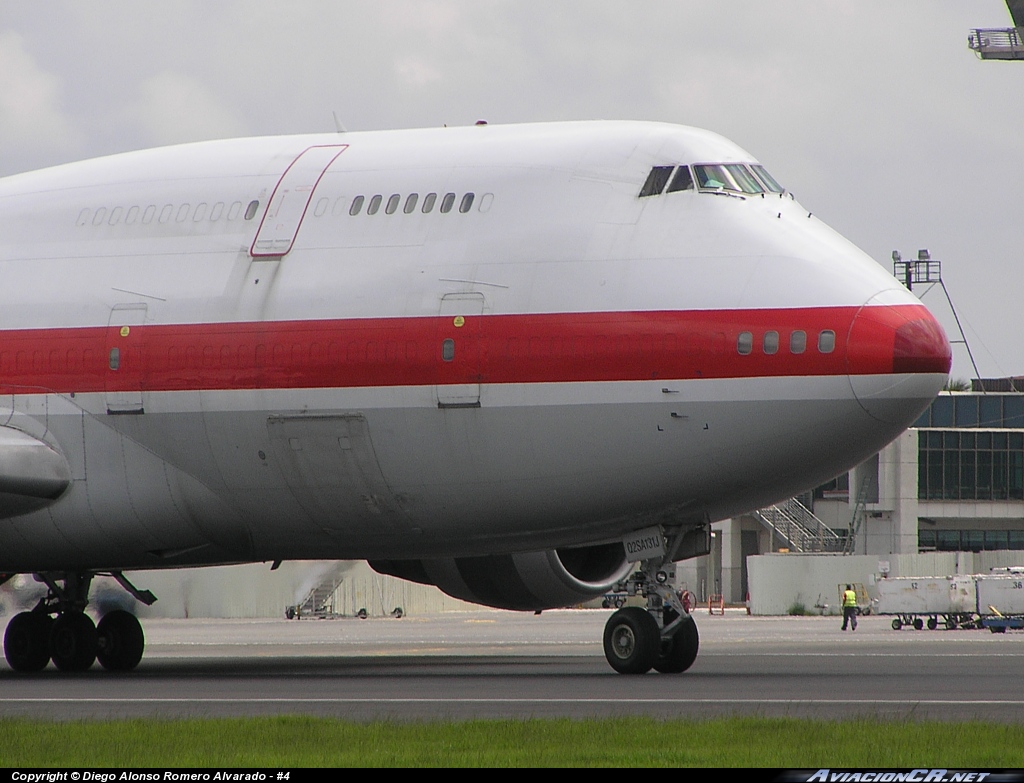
left=1, top=1, right=1021, bottom=379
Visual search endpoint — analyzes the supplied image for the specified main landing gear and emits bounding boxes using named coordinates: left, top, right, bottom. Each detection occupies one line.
left=2, top=571, right=155, bottom=673
left=602, top=565, right=699, bottom=675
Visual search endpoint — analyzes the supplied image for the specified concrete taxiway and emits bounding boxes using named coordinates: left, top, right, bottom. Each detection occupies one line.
left=2, top=609, right=1024, bottom=722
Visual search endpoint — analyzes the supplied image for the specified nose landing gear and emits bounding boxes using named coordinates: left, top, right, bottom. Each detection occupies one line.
left=2, top=571, right=155, bottom=673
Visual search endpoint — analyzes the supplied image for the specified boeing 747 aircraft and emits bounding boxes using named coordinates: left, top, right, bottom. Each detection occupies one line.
left=0, top=120, right=950, bottom=674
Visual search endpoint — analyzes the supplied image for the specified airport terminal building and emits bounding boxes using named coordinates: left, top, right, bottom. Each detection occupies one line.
left=707, top=380, right=1024, bottom=607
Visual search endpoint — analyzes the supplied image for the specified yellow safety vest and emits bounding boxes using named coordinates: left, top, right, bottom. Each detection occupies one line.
left=843, top=589, right=857, bottom=608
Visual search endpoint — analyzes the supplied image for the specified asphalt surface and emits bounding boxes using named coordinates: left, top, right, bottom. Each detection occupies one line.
left=2, top=609, right=1024, bottom=722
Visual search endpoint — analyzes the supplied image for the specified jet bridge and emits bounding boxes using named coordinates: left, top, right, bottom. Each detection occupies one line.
left=968, top=0, right=1024, bottom=59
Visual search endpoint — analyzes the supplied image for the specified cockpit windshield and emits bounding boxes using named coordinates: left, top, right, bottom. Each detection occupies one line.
left=694, top=163, right=767, bottom=195
left=751, top=164, right=784, bottom=193
left=638, top=162, right=785, bottom=199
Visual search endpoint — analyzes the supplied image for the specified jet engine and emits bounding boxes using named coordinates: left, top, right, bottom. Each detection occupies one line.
left=369, top=542, right=632, bottom=611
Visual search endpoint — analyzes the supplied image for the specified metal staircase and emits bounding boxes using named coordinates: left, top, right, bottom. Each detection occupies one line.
left=753, top=496, right=845, bottom=553
left=288, top=577, right=343, bottom=619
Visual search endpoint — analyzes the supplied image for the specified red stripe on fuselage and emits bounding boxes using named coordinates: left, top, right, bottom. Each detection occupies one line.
left=0, top=305, right=933, bottom=396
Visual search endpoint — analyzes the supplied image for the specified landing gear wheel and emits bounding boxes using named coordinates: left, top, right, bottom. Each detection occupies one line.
left=49, top=611, right=97, bottom=672
left=891, top=618, right=902, bottom=630
left=4, top=612, right=53, bottom=672
left=96, top=610, right=145, bottom=671
left=913, top=618, right=924, bottom=631
left=654, top=618, right=699, bottom=674
left=946, top=617, right=958, bottom=630
left=603, top=606, right=660, bottom=674
left=927, top=617, right=938, bottom=631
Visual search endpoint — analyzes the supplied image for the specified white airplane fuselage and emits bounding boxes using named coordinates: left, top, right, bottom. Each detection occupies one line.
left=0, top=120, right=949, bottom=583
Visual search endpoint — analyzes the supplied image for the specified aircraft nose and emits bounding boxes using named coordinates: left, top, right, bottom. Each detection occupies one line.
left=846, top=292, right=951, bottom=425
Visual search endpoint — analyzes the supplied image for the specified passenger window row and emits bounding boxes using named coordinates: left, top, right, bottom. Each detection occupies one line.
left=736, top=330, right=835, bottom=356
left=639, top=163, right=784, bottom=198
left=348, top=192, right=476, bottom=216
left=76, top=200, right=261, bottom=228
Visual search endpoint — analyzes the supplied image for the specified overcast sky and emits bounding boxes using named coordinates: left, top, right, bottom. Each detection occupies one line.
left=1, top=1, right=1021, bottom=380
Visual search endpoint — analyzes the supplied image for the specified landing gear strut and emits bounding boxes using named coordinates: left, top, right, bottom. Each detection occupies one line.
left=2, top=571, right=155, bottom=673
left=603, top=557, right=699, bottom=675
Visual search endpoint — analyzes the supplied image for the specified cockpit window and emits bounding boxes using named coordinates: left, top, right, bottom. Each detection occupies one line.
left=694, top=164, right=738, bottom=191
left=725, top=164, right=764, bottom=194
left=639, top=166, right=674, bottom=197
left=666, top=166, right=694, bottom=193
left=751, top=164, right=784, bottom=193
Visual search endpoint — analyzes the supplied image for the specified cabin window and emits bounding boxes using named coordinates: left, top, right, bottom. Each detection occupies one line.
left=313, top=197, right=329, bottom=217
left=126, top=206, right=139, bottom=224
left=441, top=338, right=455, bottom=362
left=210, top=202, right=224, bottom=221
left=92, top=208, right=107, bottom=226
left=108, top=347, right=120, bottom=371
left=763, top=331, right=779, bottom=355
left=193, top=203, right=208, bottom=222
left=440, top=193, right=456, bottom=213
left=404, top=194, right=419, bottom=213
left=143, top=205, right=157, bottom=224
left=818, top=330, right=836, bottom=353
left=159, top=205, right=173, bottom=223
left=385, top=194, right=401, bottom=214
left=244, top=200, right=260, bottom=220
left=639, top=166, right=673, bottom=197
left=666, top=166, right=694, bottom=193
left=790, top=330, right=807, bottom=354
left=737, top=332, right=753, bottom=355
left=226, top=202, right=241, bottom=221
left=349, top=196, right=365, bottom=215
left=422, top=193, right=437, bottom=213
left=459, top=193, right=475, bottom=213
left=367, top=195, right=382, bottom=215
left=176, top=204, right=190, bottom=222
left=108, top=207, right=122, bottom=225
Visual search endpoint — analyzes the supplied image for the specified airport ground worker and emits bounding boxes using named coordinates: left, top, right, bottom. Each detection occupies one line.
left=841, top=584, right=858, bottom=631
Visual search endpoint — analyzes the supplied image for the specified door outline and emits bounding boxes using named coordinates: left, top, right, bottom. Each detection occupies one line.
left=250, top=144, right=348, bottom=258
left=105, top=304, right=147, bottom=415
left=436, top=293, right=485, bottom=408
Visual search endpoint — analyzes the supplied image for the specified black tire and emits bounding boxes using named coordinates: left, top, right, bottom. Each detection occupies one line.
left=913, top=618, right=924, bottom=631
left=653, top=618, right=699, bottom=674
left=891, top=618, right=902, bottom=630
left=927, top=617, right=938, bottom=631
left=49, top=611, right=98, bottom=672
left=946, top=617, right=958, bottom=630
left=603, top=606, right=660, bottom=674
left=96, top=610, right=145, bottom=672
left=391, top=607, right=404, bottom=619
left=4, top=612, right=53, bottom=672
left=356, top=608, right=368, bottom=619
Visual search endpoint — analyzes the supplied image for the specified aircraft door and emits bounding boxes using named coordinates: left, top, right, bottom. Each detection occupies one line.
left=436, top=293, right=485, bottom=408
left=105, top=304, right=147, bottom=415
left=250, top=145, right=348, bottom=258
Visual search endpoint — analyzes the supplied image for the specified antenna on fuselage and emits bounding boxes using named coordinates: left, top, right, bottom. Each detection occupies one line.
left=892, top=248, right=982, bottom=382
left=332, top=112, right=347, bottom=134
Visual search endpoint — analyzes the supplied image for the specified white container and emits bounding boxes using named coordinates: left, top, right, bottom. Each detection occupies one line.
left=877, top=576, right=959, bottom=615
left=976, top=575, right=1024, bottom=616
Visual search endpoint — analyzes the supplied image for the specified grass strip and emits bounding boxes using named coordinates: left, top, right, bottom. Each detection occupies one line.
left=2, top=716, right=1024, bottom=767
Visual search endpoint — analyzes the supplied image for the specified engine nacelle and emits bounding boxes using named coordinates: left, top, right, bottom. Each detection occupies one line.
left=369, top=542, right=631, bottom=611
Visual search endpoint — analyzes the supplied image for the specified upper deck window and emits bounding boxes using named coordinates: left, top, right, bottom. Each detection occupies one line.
left=639, top=166, right=674, bottom=197
left=751, top=165, right=784, bottom=193
left=666, top=166, right=693, bottom=193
